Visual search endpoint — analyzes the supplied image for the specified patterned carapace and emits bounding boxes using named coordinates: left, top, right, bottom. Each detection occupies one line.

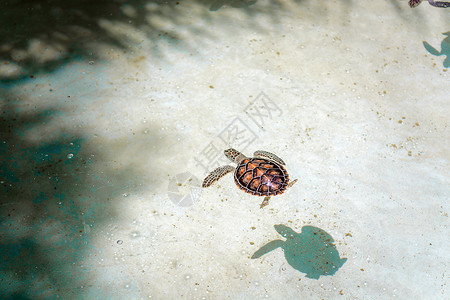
left=235, top=158, right=289, bottom=196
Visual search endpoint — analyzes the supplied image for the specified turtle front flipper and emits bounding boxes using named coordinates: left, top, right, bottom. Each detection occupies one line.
left=254, top=150, right=286, bottom=165
left=427, top=0, right=450, bottom=7
left=202, top=165, right=235, bottom=188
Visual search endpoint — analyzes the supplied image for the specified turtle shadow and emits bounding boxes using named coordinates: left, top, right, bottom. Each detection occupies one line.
left=423, top=31, right=450, bottom=68
left=251, top=224, right=347, bottom=279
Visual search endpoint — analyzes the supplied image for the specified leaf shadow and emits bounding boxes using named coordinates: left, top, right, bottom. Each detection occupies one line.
left=0, top=92, right=163, bottom=298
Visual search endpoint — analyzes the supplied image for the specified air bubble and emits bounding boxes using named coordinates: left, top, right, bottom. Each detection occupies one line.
left=117, top=240, right=123, bottom=245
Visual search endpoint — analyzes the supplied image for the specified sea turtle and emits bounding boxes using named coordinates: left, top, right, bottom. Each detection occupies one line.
left=202, top=148, right=297, bottom=208
left=409, top=0, right=450, bottom=8
left=251, top=225, right=347, bottom=279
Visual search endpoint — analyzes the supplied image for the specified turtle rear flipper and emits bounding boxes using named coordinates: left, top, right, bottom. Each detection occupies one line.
left=254, top=150, right=286, bottom=165
left=202, top=165, right=235, bottom=188
left=288, top=179, right=298, bottom=188
left=260, top=196, right=271, bottom=209
left=338, top=257, right=348, bottom=267
left=409, top=0, right=423, bottom=7
left=251, top=240, right=285, bottom=259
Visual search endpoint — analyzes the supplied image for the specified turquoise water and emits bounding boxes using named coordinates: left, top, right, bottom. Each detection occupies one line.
left=1, top=1, right=449, bottom=299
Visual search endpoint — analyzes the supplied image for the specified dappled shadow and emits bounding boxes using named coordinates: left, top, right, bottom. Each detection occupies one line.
left=0, top=0, right=204, bottom=81
left=0, top=0, right=359, bottom=81
left=387, top=0, right=429, bottom=28
left=208, top=0, right=258, bottom=11
left=251, top=224, right=347, bottom=279
left=0, top=91, right=154, bottom=297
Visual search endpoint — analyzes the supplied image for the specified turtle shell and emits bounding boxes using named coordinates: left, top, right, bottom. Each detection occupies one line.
left=234, top=158, right=290, bottom=196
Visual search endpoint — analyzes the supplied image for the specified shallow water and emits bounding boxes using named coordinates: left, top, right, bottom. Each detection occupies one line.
left=0, top=0, right=449, bottom=299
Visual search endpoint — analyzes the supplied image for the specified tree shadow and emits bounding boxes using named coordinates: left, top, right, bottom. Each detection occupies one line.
left=0, top=93, right=155, bottom=298
left=0, top=0, right=204, bottom=81
left=0, top=0, right=358, bottom=81
left=208, top=0, right=258, bottom=12
left=251, top=224, right=347, bottom=279
left=386, top=0, right=450, bottom=34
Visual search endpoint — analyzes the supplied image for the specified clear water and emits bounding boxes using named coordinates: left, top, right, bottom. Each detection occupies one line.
left=0, top=0, right=449, bottom=299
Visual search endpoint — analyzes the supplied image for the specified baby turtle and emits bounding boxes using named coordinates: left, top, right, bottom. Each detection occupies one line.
left=202, top=148, right=297, bottom=208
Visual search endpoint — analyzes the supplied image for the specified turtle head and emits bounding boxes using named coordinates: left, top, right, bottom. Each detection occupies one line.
left=224, top=148, right=245, bottom=163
